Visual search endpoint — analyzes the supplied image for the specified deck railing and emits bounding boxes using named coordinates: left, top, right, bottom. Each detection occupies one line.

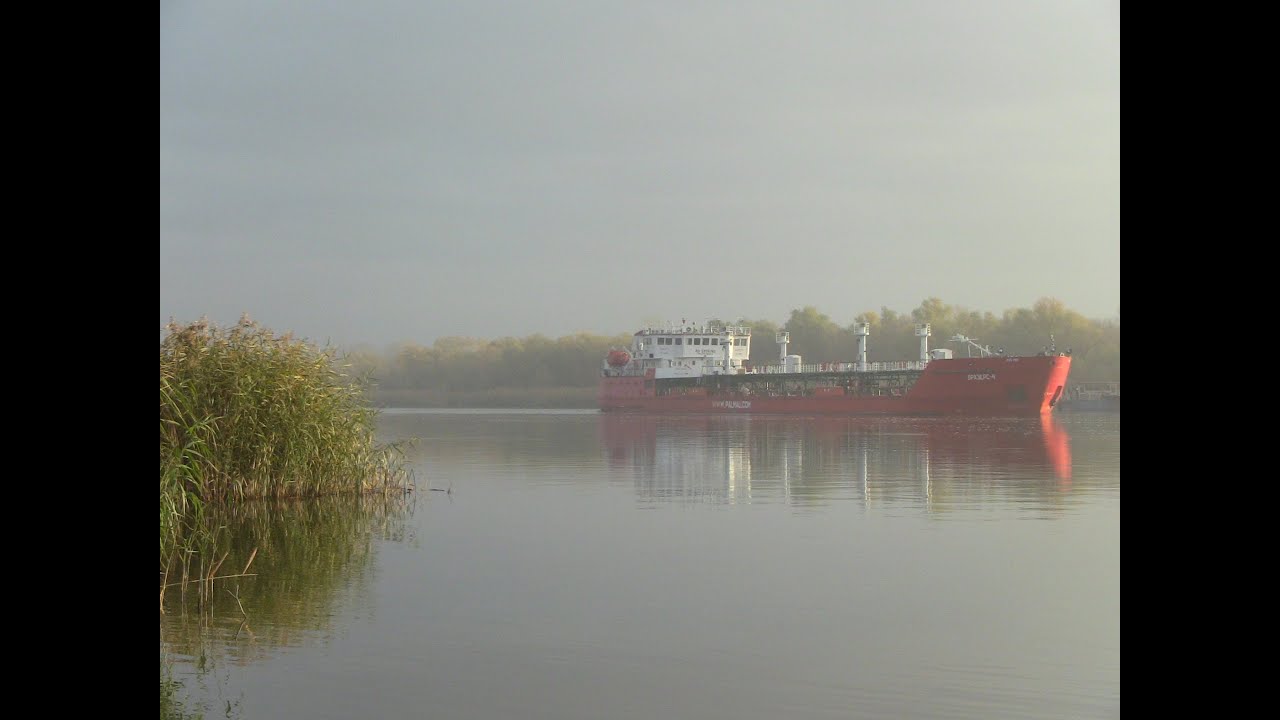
left=605, top=360, right=930, bottom=377
left=750, top=361, right=928, bottom=374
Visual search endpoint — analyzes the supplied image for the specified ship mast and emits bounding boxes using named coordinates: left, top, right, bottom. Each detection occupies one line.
left=915, top=323, right=931, bottom=362
left=854, top=322, right=869, bottom=371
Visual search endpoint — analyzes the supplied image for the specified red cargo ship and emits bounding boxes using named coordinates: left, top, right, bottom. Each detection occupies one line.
left=600, top=321, right=1071, bottom=416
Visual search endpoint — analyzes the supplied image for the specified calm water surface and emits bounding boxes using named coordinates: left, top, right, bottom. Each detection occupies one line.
left=161, top=410, right=1120, bottom=719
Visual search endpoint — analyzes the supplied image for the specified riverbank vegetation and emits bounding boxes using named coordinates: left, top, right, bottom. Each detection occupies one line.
left=160, top=316, right=412, bottom=599
left=160, top=317, right=413, bottom=717
left=158, top=316, right=412, bottom=712
left=352, top=297, right=1119, bottom=407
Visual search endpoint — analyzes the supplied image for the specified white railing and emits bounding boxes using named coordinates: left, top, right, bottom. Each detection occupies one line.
left=605, top=359, right=931, bottom=378
left=750, top=361, right=927, bottom=374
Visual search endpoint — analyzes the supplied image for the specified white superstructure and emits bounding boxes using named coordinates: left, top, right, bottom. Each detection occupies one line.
left=619, top=321, right=752, bottom=378
left=602, top=319, right=937, bottom=379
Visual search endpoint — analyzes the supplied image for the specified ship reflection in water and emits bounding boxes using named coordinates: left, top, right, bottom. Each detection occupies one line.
left=600, top=413, right=1073, bottom=508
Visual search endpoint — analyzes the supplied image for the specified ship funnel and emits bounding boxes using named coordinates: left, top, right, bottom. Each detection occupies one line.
left=776, top=332, right=790, bottom=362
left=854, top=322, right=870, bottom=370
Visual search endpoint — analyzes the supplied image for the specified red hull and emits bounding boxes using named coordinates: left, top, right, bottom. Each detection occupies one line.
left=600, top=355, right=1071, bottom=416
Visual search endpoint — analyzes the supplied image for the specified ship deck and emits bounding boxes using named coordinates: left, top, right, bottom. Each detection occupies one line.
left=635, top=367, right=927, bottom=399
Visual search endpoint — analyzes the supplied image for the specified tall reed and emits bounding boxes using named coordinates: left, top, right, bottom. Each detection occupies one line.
left=160, top=317, right=411, bottom=717
left=160, top=316, right=411, bottom=573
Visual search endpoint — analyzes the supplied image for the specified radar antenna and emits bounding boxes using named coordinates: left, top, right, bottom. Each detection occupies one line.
left=949, top=334, right=993, bottom=358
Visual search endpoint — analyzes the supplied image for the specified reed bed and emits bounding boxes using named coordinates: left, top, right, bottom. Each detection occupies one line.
left=160, top=316, right=411, bottom=583
left=160, top=318, right=413, bottom=716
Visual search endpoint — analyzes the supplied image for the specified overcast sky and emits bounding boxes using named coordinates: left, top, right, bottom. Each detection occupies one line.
left=160, top=1, right=1119, bottom=349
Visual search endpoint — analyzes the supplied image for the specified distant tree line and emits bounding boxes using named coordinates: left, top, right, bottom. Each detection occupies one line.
left=349, top=297, right=1119, bottom=407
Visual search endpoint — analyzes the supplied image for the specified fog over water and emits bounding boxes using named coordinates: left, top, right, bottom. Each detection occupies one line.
left=161, top=2, right=1120, bottom=347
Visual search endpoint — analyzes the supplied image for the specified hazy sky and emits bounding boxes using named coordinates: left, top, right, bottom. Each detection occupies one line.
left=160, top=1, right=1119, bottom=349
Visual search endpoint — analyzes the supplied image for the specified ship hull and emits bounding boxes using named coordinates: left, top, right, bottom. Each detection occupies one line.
left=600, top=355, right=1071, bottom=416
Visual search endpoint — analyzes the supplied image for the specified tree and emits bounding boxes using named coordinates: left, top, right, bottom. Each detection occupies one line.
left=783, top=306, right=849, bottom=363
